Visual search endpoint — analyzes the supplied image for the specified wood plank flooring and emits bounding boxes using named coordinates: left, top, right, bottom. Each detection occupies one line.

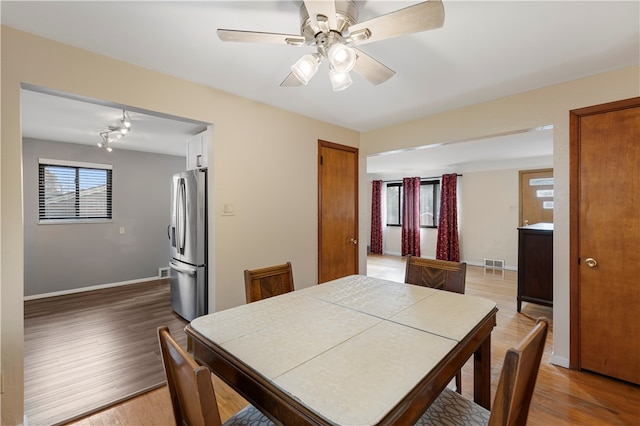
left=24, top=279, right=188, bottom=426
left=62, top=256, right=639, bottom=425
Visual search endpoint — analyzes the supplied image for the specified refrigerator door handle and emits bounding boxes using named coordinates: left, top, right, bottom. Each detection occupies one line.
left=176, top=178, right=186, bottom=253
left=170, top=260, right=196, bottom=275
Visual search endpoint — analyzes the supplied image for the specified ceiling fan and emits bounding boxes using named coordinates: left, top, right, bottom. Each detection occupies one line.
left=217, top=0, right=445, bottom=91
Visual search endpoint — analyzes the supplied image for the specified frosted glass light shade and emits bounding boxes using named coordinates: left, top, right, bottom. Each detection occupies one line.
left=291, top=54, right=320, bottom=85
left=328, top=44, right=356, bottom=73
left=329, top=69, right=353, bottom=91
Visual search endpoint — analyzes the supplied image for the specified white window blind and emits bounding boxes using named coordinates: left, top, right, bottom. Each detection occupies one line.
left=39, top=159, right=112, bottom=221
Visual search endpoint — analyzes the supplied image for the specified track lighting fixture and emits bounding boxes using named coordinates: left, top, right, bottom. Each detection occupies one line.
left=98, top=110, right=132, bottom=152
left=121, top=110, right=131, bottom=130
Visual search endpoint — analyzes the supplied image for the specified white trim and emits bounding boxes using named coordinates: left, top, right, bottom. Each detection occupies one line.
left=550, top=354, right=570, bottom=369
left=466, top=260, right=517, bottom=271
left=39, top=157, right=112, bottom=170
left=23, top=276, right=163, bottom=300
left=38, top=218, right=113, bottom=225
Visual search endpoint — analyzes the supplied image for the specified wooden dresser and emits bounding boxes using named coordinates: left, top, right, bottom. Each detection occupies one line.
left=517, top=223, right=553, bottom=312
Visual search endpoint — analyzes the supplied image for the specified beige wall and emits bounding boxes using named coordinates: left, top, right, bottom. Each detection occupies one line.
left=458, top=169, right=520, bottom=269
left=0, top=26, right=359, bottom=424
left=361, top=65, right=640, bottom=370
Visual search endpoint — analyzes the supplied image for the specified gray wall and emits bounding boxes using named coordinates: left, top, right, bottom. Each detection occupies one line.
left=23, top=138, right=186, bottom=296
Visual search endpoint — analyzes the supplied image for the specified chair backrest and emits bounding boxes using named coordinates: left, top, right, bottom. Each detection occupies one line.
left=404, top=255, right=467, bottom=294
left=157, top=326, right=223, bottom=426
left=244, top=262, right=294, bottom=303
left=488, top=318, right=549, bottom=426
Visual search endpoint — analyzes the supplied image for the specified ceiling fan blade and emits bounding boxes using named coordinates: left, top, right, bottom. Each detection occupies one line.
left=218, top=29, right=305, bottom=46
left=347, top=0, right=445, bottom=45
left=303, top=0, right=338, bottom=32
left=352, top=48, right=396, bottom=86
left=280, top=72, right=303, bottom=87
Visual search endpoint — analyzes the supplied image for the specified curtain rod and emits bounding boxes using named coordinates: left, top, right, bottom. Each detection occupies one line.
left=381, top=174, right=462, bottom=183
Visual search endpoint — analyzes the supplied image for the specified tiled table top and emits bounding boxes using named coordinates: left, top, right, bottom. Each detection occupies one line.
left=191, top=275, right=497, bottom=425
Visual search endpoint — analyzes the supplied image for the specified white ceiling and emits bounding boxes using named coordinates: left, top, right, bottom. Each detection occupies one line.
left=3, top=1, right=639, bottom=173
left=20, top=89, right=208, bottom=156
left=366, top=127, right=554, bottom=179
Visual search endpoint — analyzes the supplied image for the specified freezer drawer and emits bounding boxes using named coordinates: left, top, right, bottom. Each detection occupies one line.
left=170, top=260, right=207, bottom=321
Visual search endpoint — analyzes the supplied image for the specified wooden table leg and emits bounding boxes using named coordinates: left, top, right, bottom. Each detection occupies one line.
left=474, top=333, right=492, bottom=409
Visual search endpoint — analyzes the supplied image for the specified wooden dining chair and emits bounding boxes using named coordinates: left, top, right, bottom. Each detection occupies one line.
left=405, top=255, right=467, bottom=393
left=157, top=326, right=274, bottom=426
left=244, top=262, right=294, bottom=303
left=404, top=255, right=467, bottom=294
left=415, top=317, right=549, bottom=426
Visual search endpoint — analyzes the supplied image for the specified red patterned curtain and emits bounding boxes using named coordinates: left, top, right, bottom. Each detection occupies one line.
left=436, top=174, right=460, bottom=261
left=402, top=177, right=421, bottom=257
left=370, top=180, right=383, bottom=254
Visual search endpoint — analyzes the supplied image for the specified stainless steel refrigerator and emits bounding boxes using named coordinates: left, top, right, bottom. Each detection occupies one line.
left=168, top=169, right=207, bottom=321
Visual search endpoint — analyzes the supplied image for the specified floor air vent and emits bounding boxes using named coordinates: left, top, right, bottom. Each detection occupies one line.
left=483, top=258, right=505, bottom=270
left=159, top=267, right=170, bottom=278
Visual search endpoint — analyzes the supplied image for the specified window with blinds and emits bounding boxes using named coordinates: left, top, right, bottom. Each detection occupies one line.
left=39, top=159, right=112, bottom=221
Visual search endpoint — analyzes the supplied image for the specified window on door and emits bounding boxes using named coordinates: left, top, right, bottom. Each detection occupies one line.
left=39, top=159, right=113, bottom=222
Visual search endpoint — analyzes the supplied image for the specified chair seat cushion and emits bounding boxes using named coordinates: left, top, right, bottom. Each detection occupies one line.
left=223, top=404, right=275, bottom=426
left=415, top=388, right=490, bottom=426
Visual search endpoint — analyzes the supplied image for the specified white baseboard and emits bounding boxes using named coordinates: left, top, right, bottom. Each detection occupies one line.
left=466, top=260, right=517, bottom=271
left=378, top=254, right=517, bottom=271
left=24, top=276, right=163, bottom=301
left=549, top=354, right=570, bottom=369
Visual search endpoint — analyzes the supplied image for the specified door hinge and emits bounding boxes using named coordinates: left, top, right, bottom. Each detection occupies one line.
left=320, top=155, right=323, bottom=165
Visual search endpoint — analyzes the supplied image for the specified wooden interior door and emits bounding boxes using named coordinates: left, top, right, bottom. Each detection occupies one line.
left=519, top=169, right=554, bottom=226
left=318, top=140, right=358, bottom=283
left=570, top=97, right=640, bottom=384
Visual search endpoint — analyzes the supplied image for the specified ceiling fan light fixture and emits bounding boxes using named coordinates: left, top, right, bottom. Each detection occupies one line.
left=291, top=53, right=321, bottom=84
left=329, top=68, right=353, bottom=91
left=328, top=43, right=356, bottom=73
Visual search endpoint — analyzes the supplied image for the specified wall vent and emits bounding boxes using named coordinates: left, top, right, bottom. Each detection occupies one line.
left=159, top=267, right=170, bottom=278
left=483, top=258, right=505, bottom=270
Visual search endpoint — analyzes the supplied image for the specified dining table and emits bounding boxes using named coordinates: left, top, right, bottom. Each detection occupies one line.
left=186, top=274, right=498, bottom=425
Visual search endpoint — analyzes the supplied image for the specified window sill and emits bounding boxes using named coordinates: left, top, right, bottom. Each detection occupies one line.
left=38, top=219, right=113, bottom=225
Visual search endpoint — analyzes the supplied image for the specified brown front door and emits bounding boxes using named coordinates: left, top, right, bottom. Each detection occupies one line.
left=519, top=168, right=554, bottom=227
left=570, top=97, right=640, bottom=384
left=318, top=140, right=358, bottom=283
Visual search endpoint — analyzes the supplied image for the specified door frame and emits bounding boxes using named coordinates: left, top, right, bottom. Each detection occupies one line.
left=317, top=140, right=359, bottom=283
left=569, top=96, right=640, bottom=369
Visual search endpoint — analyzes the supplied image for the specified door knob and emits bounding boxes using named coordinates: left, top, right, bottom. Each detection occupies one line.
left=350, top=238, right=357, bottom=245
left=584, top=258, right=598, bottom=268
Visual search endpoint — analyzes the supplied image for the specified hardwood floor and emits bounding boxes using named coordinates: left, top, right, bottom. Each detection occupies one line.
left=65, top=256, right=639, bottom=425
left=24, top=279, right=188, bottom=426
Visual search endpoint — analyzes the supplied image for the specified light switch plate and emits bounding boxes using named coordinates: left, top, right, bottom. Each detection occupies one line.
left=222, top=203, right=235, bottom=216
